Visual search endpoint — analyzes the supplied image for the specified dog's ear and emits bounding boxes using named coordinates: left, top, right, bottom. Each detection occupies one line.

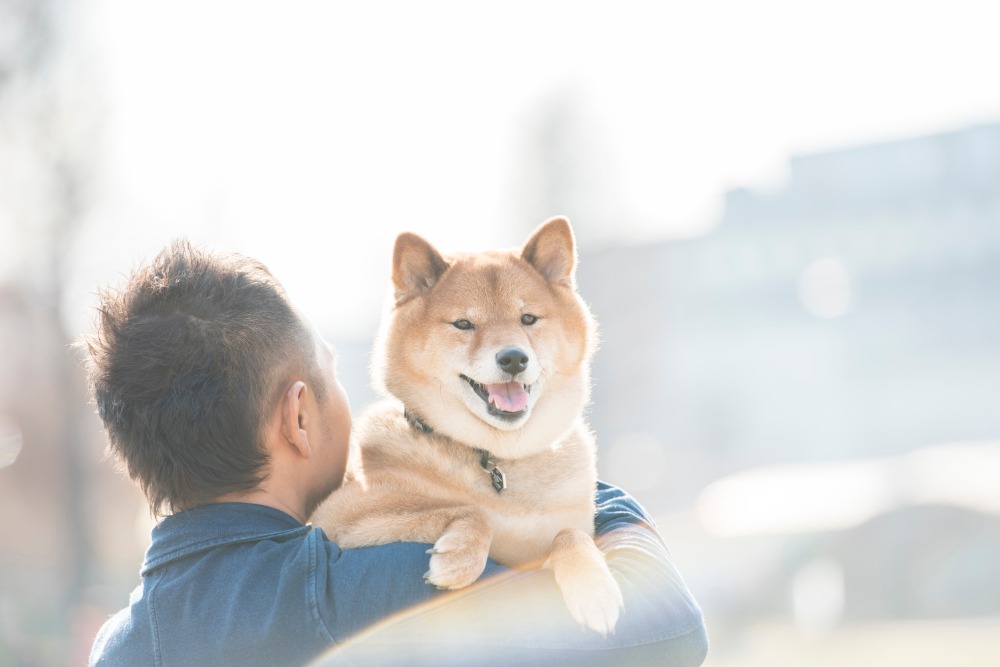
left=521, top=216, right=577, bottom=287
left=392, top=232, right=449, bottom=305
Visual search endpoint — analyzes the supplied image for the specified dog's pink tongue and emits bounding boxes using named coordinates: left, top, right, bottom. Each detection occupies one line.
left=486, top=382, right=529, bottom=412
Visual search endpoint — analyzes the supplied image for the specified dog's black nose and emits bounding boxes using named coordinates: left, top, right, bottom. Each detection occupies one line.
left=496, top=347, right=529, bottom=376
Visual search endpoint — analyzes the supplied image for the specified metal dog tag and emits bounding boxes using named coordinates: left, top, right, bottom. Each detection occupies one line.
left=478, top=450, right=507, bottom=494
left=487, top=465, right=507, bottom=494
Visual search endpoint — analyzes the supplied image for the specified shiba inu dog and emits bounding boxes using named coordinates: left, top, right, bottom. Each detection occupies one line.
left=312, top=217, right=622, bottom=634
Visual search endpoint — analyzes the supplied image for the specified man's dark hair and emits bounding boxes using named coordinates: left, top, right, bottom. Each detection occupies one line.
left=84, top=240, right=321, bottom=516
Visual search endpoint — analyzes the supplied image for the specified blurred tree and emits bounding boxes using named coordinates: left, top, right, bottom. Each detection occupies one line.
left=0, top=0, right=108, bottom=662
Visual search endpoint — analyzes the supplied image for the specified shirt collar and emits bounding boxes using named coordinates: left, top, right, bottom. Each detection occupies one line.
left=140, top=502, right=310, bottom=576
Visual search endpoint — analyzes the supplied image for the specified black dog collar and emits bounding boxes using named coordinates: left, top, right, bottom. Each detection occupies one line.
left=403, top=408, right=507, bottom=494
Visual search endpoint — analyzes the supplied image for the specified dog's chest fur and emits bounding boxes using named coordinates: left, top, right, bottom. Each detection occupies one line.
left=342, top=401, right=598, bottom=566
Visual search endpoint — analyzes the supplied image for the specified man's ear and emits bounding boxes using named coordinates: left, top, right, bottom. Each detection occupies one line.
left=392, top=232, right=449, bottom=306
left=521, top=216, right=577, bottom=287
left=280, top=381, right=312, bottom=458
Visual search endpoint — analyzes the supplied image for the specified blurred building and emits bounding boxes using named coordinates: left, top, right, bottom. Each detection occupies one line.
left=582, top=123, right=1000, bottom=515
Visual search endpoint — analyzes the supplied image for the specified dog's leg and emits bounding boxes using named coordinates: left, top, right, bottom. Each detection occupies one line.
left=316, top=496, right=492, bottom=590
left=425, top=508, right=493, bottom=590
left=547, top=528, right=623, bottom=636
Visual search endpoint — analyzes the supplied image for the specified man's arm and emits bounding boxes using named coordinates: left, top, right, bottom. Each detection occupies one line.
left=316, top=538, right=506, bottom=641
left=314, top=481, right=708, bottom=666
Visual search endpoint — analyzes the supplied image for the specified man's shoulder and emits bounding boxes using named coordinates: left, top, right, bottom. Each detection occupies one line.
left=90, top=524, right=469, bottom=666
left=89, top=589, right=147, bottom=666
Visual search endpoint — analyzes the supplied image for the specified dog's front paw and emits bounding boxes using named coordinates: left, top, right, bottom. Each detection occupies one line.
left=425, top=525, right=490, bottom=590
left=558, top=564, right=623, bottom=636
left=549, top=528, right=624, bottom=636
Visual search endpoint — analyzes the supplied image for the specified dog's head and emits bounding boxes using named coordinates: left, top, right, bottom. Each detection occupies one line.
left=374, top=217, right=597, bottom=458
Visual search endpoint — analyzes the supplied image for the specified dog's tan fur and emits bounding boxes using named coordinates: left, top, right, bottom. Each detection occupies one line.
left=311, top=217, right=623, bottom=634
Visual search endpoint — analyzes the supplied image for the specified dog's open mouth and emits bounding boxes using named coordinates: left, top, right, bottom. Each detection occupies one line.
left=460, top=375, right=531, bottom=420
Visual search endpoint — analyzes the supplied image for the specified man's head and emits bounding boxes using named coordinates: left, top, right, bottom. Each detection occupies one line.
left=84, top=240, right=347, bottom=517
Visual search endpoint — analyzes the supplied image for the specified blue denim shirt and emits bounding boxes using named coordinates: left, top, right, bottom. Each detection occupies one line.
left=90, top=482, right=707, bottom=666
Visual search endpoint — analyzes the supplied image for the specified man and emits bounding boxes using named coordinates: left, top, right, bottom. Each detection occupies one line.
left=85, top=240, right=707, bottom=666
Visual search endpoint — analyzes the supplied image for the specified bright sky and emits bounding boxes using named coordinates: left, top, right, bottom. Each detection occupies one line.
left=65, top=0, right=1000, bottom=339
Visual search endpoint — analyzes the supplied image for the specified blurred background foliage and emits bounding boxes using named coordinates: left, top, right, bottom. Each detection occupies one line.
left=1, top=1, right=999, bottom=665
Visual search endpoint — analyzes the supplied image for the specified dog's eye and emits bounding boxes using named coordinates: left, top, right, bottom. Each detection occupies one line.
left=452, top=319, right=474, bottom=330
left=520, top=313, right=538, bottom=326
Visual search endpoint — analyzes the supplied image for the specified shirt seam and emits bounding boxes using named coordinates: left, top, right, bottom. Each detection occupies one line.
left=146, top=574, right=164, bottom=667
left=309, top=531, right=336, bottom=645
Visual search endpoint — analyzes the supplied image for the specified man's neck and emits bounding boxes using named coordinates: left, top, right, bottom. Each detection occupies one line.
left=205, top=487, right=308, bottom=524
